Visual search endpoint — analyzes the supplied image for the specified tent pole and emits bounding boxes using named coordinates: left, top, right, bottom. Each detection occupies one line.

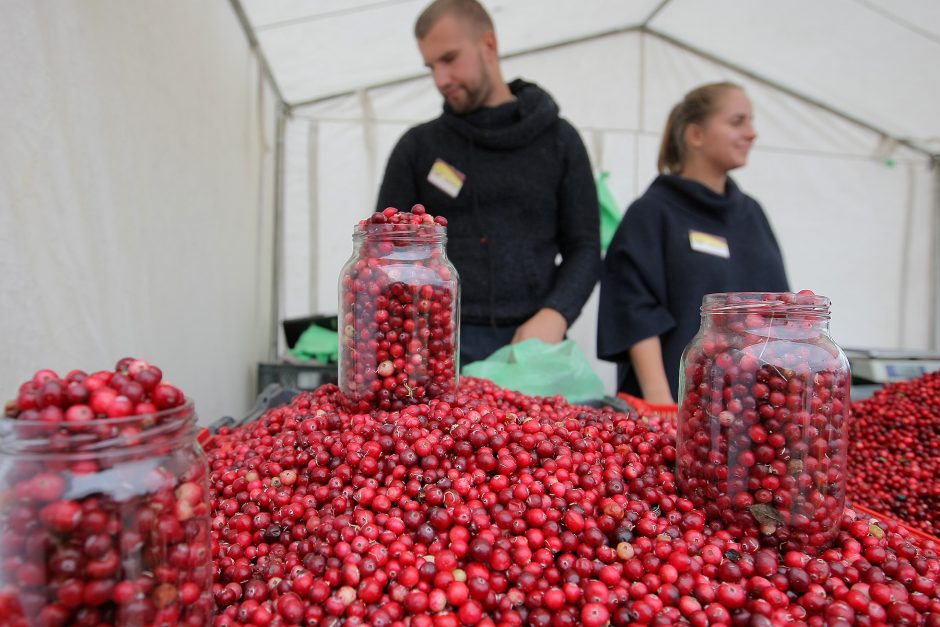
left=307, top=121, right=320, bottom=316
left=933, top=157, right=940, bottom=350
left=229, top=0, right=287, bottom=105
left=269, top=107, right=287, bottom=360
left=230, top=0, right=290, bottom=361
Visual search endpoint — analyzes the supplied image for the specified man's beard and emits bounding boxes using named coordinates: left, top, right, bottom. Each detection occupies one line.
left=447, top=53, right=491, bottom=114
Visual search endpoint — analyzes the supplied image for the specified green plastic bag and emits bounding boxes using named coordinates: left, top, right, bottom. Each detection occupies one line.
left=462, top=338, right=605, bottom=403
left=290, top=324, right=339, bottom=363
left=597, top=171, right=622, bottom=253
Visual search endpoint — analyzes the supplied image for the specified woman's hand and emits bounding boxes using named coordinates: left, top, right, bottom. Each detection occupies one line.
left=629, top=336, right=675, bottom=404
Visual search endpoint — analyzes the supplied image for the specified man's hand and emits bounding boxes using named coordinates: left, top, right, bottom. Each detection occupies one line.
left=511, top=308, right=568, bottom=345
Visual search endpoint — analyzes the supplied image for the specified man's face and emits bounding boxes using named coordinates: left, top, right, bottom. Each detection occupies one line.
left=418, top=14, right=493, bottom=114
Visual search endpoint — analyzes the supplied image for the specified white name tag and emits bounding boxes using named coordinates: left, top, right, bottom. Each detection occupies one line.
left=689, top=230, right=730, bottom=258
left=427, top=158, right=465, bottom=198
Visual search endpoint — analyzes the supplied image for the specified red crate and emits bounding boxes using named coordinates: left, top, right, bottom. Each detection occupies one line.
left=853, top=503, right=940, bottom=546
left=618, top=392, right=679, bottom=421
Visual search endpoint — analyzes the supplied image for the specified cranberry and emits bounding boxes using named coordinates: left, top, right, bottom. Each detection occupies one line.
left=151, top=383, right=184, bottom=410
left=40, top=500, right=82, bottom=533
left=847, top=369, right=940, bottom=537
left=30, top=472, right=67, bottom=501
left=581, top=602, right=610, bottom=627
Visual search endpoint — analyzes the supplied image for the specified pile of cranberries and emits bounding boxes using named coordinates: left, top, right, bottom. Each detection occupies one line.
left=0, top=359, right=212, bottom=626
left=339, top=205, right=458, bottom=413
left=848, top=369, right=940, bottom=538
left=205, top=376, right=940, bottom=626
left=677, top=292, right=850, bottom=553
left=6, top=357, right=185, bottom=422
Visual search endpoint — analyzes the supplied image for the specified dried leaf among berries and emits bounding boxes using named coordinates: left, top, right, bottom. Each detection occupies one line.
left=749, top=504, right=784, bottom=525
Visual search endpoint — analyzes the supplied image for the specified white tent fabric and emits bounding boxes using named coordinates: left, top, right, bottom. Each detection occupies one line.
left=1, top=2, right=278, bottom=422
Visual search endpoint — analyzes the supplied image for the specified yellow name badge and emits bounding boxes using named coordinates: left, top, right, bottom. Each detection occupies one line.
left=689, top=230, right=730, bottom=258
left=427, top=158, right=465, bottom=198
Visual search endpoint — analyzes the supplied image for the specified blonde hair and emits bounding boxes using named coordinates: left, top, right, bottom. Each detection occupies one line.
left=414, top=0, right=494, bottom=40
left=658, top=82, right=742, bottom=174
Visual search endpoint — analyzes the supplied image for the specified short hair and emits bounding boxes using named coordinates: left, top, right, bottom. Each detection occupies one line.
left=414, top=0, right=494, bottom=40
left=658, top=82, right=742, bottom=175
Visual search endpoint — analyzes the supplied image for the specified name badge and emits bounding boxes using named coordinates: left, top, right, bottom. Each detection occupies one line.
left=427, top=158, right=465, bottom=198
left=689, top=230, right=730, bottom=258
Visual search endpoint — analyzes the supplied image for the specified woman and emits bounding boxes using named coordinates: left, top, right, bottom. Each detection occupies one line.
left=598, top=82, right=789, bottom=403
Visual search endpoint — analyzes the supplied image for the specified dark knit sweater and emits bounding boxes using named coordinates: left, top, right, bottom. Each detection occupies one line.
left=597, top=175, right=789, bottom=398
left=376, top=79, right=601, bottom=326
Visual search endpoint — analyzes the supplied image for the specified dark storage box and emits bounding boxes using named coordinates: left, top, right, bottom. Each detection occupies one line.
left=257, top=362, right=338, bottom=392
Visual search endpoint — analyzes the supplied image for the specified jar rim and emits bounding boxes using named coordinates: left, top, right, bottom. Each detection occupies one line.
left=0, top=399, right=197, bottom=458
left=701, top=292, right=830, bottom=314
left=1, top=398, right=195, bottom=430
left=353, top=222, right=446, bottom=240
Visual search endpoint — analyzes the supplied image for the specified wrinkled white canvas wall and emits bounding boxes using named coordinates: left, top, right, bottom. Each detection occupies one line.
left=286, top=30, right=935, bottom=395
left=0, top=1, right=278, bottom=422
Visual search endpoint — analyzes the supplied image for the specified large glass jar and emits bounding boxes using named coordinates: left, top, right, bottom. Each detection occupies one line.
left=0, top=401, right=213, bottom=626
left=676, top=292, right=850, bottom=553
left=339, top=220, right=460, bottom=412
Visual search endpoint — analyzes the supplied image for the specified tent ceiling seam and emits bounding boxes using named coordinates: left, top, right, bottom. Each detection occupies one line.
left=284, top=23, right=936, bottom=159
left=252, top=0, right=417, bottom=33
left=230, top=0, right=288, bottom=108
left=640, top=0, right=673, bottom=29
left=643, top=27, right=936, bottom=159
left=851, top=0, right=940, bottom=47
left=285, top=24, right=648, bottom=110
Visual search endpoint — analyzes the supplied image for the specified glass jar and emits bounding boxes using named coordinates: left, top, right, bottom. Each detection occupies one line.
left=676, top=292, right=850, bottom=552
left=0, top=401, right=213, bottom=626
left=339, top=221, right=460, bottom=412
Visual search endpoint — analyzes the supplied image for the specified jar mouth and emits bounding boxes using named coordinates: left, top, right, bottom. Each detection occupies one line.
left=354, top=223, right=446, bottom=241
left=701, top=292, right=830, bottom=315
left=0, top=399, right=196, bottom=457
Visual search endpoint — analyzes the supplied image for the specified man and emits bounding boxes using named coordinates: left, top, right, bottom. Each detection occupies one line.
left=376, top=0, right=600, bottom=365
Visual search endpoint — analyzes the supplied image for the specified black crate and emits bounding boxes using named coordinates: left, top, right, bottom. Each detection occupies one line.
left=257, top=362, right=338, bottom=392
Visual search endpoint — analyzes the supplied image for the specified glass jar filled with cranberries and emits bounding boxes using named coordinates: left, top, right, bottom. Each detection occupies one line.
left=339, top=205, right=460, bottom=412
left=0, top=361, right=212, bottom=625
left=676, top=292, right=850, bottom=553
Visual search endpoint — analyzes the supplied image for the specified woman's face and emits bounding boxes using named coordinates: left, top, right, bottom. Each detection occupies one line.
left=691, top=88, right=757, bottom=173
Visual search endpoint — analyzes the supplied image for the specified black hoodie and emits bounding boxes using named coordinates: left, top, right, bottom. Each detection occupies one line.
left=376, top=79, right=601, bottom=327
left=598, top=174, right=789, bottom=398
